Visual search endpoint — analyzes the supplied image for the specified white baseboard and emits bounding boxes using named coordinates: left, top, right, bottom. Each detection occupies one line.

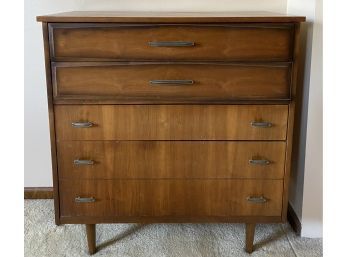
left=301, top=220, right=323, bottom=238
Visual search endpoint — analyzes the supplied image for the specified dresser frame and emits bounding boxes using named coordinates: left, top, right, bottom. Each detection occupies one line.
left=38, top=12, right=305, bottom=254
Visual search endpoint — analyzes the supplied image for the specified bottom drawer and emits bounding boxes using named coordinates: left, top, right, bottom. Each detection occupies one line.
left=60, top=179, right=283, bottom=218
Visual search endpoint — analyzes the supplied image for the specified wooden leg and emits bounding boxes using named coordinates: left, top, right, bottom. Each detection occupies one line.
left=86, top=224, right=96, bottom=255
left=245, top=223, right=256, bottom=254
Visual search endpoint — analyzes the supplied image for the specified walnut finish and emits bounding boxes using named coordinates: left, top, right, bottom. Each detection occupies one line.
left=246, top=223, right=256, bottom=253
left=57, top=141, right=286, bottom=179
left=37, top=11, right=305, bottom=23
left=53, top=62, right=291, bottom=100
left=55, top=105, right=289, bottom=141
left=60, top=179, right=284, bottom=218
left=38, top=12, right=305, bottom=254
left=42, top=22, right=61, bottom=225
left=85, top=224, right=96, bottom=255
left=49, top=23, right=294, bottom=61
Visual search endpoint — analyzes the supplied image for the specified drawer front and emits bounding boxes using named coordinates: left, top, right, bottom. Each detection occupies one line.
left=50, top=24, right=294, bottom=61
left=53, top=63, right=291, bottom=101
left=57, top=141, right=286, bottom=179
left=55, top=105, right=288, bottom=141
left=59, top=179, right=283, bottom=218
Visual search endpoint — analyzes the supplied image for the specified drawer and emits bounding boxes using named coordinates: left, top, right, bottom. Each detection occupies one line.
left=57, top=141, right=286, bottom=179
left=55, top=105, right=288, bottom=141
left=52, top=62, right=291, bottom=101
left=59, top=179, right=283, bottom=218
left=49, top=23, right=294, bottom=61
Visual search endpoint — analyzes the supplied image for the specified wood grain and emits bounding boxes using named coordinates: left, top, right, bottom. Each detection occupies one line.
left=55, top=105, right=289, bottom=141
left=59, top=179, right=283, bottom=218
left=57, top=141, right=286, bottom=179
left=245, top=223, right=256, bottom=253
left=37, top=12, right=306, bottom=254
left=24, top=187, right=53, bottom=199
left=281, top=23, right=302, bottom=221
left=52, top=62, right=291, bottom=101
left=37, top=11, right=305, bottom=23
left=86, top=224, right=96, bottom=254
left=42, top=22, right=61, bottom=225
left=49, top=23, right=293, bottom=61
left=60, top=215, right=282, bottom=224
left=53, top=98, right=292, bottom=105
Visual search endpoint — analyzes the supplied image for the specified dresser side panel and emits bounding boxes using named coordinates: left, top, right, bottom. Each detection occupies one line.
left=281, top=23, right=303, bottom=221
left=42, top=22, right=60, bottom=225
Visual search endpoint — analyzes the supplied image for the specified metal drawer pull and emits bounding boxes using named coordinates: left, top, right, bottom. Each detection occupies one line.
left=148, top=41, right=195, bottom=47
left=75, top=197, right=95, bottom=203
left=249, top=159, right=271, bottom=165
left=247, top=196, right=268, bottom=204
left=73, top=159, right=95, bottom=165
left=150, top=80, right=194, bottom=85
left=71, top=122, right=94, bottom=128
left=251, top=121, right=273, bottom=128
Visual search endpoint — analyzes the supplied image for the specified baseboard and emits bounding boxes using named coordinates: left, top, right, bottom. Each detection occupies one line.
left=24, top=187, right=54, bottom=199
left=287, top=203, right=302, bottom=235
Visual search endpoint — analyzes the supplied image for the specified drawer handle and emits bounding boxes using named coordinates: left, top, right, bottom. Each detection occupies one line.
left=71, top=122, right=94, bottom=128
left=251, top=121, right=273, bottom=128
left=247, top=196, right=268, bottom=204
left=73, top=159, right=95, bottom=165
left=148, top=41, right=195, bottom=47
left=75, top=197, right=96, bottom=203
left=150, top=80, right=194, bottom=85
left=249, top=159, right=271, bottom=165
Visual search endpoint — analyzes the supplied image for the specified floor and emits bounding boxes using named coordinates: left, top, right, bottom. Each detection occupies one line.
left=24, top=200, right=322, bottom=257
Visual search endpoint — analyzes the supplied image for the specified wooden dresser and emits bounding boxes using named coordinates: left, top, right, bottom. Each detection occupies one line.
left=37, top=12, right=305, bottom=254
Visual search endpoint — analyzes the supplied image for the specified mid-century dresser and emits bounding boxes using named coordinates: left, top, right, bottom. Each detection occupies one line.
left=37, top=12, right=305, bottom=254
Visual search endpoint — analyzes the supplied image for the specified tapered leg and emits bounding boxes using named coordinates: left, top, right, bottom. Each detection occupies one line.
left=86, top=224, right=96, bottom=255
left=245, top=223, right=256, bottom=253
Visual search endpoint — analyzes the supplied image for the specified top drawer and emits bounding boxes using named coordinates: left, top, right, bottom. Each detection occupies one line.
left=49, top=23, right=294, bottom=61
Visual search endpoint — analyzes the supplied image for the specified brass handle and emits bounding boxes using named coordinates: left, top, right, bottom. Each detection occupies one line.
left=148, top=41, right=195, bottom=47
left=73, top=159, right=95, bottom=165
left=251, top=121, right=273, bottom=128
left=75, top=197, right=95, bottom=203
left=71, top=122, right=94, bottom=128
left=247, top=196, right=268, bottom=204
left=249, top=159, right=271, bottom=165
left=150, top=80, right=194, bottom=85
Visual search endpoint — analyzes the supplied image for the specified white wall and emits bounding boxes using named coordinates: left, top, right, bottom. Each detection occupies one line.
left=300, top=0, right=322, bottom=238
left=24, top=0, right=287, bottom=187
left=25, top=1, right=82, bottom=187
left=287, top=0, right=323, bottom=238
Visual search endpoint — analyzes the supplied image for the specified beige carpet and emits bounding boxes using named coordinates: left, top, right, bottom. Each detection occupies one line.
left=24, top=200, right=322, bottom=257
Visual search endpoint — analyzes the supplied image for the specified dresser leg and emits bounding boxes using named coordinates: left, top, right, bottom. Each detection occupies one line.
left=86, top=224, right=96, bottom=255
left=245, top=223, right=256, bottom=253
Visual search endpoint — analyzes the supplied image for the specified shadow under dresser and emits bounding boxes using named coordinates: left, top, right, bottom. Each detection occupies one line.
left=37, top=11, right=305, bottom=254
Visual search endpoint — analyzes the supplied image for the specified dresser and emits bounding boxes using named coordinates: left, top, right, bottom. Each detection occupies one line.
left=37, top=12, right=305, bottom=254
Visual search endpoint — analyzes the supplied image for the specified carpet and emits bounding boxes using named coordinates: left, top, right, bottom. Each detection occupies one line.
left=24, top=200, right=322, bottom=257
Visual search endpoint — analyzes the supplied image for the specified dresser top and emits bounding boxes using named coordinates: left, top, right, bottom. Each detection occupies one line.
left=37, top=11, right=305, bottom=23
